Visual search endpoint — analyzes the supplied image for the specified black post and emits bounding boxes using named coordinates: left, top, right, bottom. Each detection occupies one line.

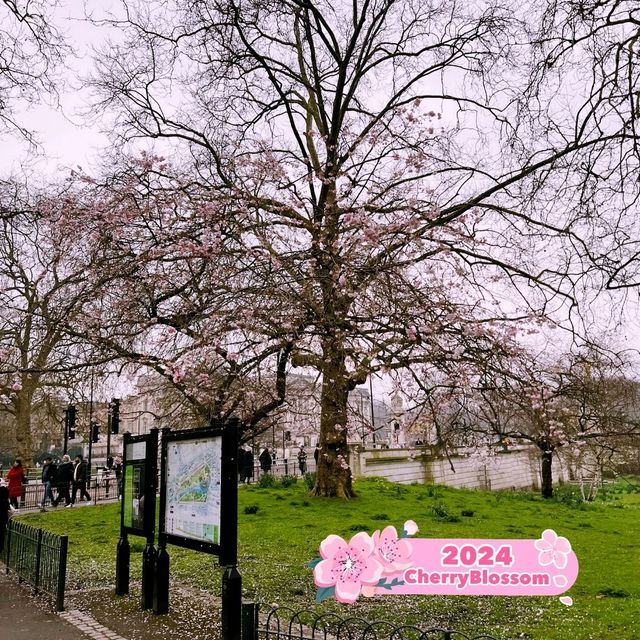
left=88, top=435, right=93, bottom=484
left=56, top=536, right=68, bottom=612
left=63, top=408, right=69, bottom=456
left=153, top=539, right=170, bottom=615
left=5, top=520, right=12, bottom=573
left=222, top=567, right=242, bottom=640
left=34, top=529, right=43, bottom=595
left=241, top=602, right=259, bottom=640
left=221, top=418, right=241, bottom=640
left=141, top=540, right=156, bottom=609
left=154, top=427, right=171, bottom=615
left=141, top=428, right=158, bottom=609
left=115, top=533, right=131, bottom=596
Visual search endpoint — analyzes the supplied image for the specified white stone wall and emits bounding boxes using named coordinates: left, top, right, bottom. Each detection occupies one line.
left=350, top=445, right=571, bottom=491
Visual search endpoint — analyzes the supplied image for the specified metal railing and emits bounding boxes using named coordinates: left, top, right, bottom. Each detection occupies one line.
left=2, top=519, right=68, bottom=611
left=242, top=603, right=501, bottom=640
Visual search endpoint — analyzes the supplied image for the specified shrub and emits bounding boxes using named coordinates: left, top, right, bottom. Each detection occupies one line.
left=461, top=509, right=475, bottom=517
left=429, top=502, right=460, bottom=522
left=424, top=484, right=443, bottom=499
left=303, top=472, right=316, bottom=491
left=280, top=475, right=297, bottom=488
left=244, top=505, right=260, bottom=515
left=371, top=513, right=390, bottom=521
left=257, top=473, right=276, bottom=488
left=598, top=587, right=630, bottom=598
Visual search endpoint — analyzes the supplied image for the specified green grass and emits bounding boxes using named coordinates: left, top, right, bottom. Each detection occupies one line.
left=17, top=476, right=640, bottom=640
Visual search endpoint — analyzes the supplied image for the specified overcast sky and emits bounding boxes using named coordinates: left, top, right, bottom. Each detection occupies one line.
left=2, top=0, right=640, bottom=372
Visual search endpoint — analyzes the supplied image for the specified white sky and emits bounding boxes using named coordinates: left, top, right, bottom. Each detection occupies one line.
left=2, top=0, right=639, bottom=376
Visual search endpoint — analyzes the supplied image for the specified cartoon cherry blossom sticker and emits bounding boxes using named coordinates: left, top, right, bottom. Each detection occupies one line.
left=372, top=526, right=413, bottom=573
left=535, top=529, right=572, bottom=569
left=313, top=532, right=384, bottom=603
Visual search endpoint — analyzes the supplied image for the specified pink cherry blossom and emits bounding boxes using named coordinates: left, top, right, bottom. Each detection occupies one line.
left=314, top=532, right=384, bottom=603
left=371, top=525, right=413, bottom=573
left=534, top=529, right=572, bottom=569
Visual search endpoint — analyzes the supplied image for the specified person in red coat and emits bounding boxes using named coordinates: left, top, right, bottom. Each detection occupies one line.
left=6, top=459, right=26, bottom=511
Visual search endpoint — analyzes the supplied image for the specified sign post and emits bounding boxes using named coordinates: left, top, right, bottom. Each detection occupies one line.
left=116, top=428, right=158, bottom=606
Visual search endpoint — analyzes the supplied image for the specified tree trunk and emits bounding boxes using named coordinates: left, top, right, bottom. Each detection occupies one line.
left=14, top=391, right=34, bottom=465
left=311, top=338, right=354, bottom=498
left=540, top=447, right=554, bottom=499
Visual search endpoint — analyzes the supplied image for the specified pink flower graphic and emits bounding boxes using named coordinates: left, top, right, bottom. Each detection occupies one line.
left=535, top=529, right=572, bottom=569
left=314, top=532, right=384, bottom=603
left=372, top=525, right=413, bottom=573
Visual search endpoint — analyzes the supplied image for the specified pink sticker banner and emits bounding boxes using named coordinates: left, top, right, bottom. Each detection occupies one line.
left=309, top=522, right=578, bottom=604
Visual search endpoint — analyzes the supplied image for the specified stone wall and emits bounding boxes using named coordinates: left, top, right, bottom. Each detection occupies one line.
left=349, top=445, right=571, bottom=491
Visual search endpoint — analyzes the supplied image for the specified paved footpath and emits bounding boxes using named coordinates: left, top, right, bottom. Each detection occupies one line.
left=0, top=571, right=127, bottom=640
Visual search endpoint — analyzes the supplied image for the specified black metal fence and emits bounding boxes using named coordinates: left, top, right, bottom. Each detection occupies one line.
left=2, top=519, right=68, bottom=611
left=242, top=603, right=501, bottom=640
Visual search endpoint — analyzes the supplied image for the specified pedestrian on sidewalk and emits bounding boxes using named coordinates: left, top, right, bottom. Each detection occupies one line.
left=6, top=459, right=25, bottom=511
left=242, top=446, right=254, bottom=483
left=259, top=447, right=272, bottom=475
left=71, top=454, right=91, bottom=505
left=53, top=454, right=73, bottom=507
left=297, top=447, right=307, bottom=475
left=39, top=456, right=57, bottom=511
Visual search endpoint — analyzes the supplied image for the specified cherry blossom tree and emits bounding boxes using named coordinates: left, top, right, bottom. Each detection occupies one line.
left=0, top=203, right=110, bottom=462
left=404, top=346, right=640, bottom=498
left=83, top=0, right=640, bottom=497
left=49, top=158, right=307, bottom=442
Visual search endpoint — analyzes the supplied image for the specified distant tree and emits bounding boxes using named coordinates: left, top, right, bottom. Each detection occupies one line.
left=406, top=346, right=640, bottom=498
left=0, top=205, right=110, bottom=462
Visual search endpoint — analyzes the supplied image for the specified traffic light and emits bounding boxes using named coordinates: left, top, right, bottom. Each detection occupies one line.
left=67, top=405, right=76, bottom=439
left=110, top=398, right=120, bottom=434
left=91, top=421, right=99, bottom=443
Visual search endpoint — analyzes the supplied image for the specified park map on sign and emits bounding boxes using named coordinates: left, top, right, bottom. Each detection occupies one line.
left=165, top=437, right=222, bottom=545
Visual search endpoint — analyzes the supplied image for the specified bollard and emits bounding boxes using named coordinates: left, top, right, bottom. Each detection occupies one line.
left=141, top=540, right=156, bottom=609
left=221, top=566, right=242, bottom=640
left=153, top=544, right=170, bottom=615
left=115, top=534, right=131, bottom=596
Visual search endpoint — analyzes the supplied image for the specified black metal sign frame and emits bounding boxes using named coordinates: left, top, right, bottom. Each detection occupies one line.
left=120, top=430, right=158, bottom=538
left=158, top=420, right=238, bottom=565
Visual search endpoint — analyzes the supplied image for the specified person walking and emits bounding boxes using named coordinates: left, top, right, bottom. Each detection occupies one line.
left=297, top=447, right=307, bottom=475
left=242, top=447, right=254, bottom=483
left=6, top=459, right=26, bottom=511
left=53, top=454, right=73, bottom=507
left=114, top=456, right=123, bottom=499
left=70, top=454, right=91, bottom=505
left=259, top=447, right=272, bottom=475
left=39, top=456, right=57, bottom=511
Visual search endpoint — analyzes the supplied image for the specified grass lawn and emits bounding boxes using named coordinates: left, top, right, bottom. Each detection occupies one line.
left=17, top=476, right=640, bottom=640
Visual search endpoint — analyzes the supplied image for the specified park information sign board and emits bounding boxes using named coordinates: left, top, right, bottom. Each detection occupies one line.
left=165, top=435, right=222, bottom=545
left=159, top=423, right=238, bottom=561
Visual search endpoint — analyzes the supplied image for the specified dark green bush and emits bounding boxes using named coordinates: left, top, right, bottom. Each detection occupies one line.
left=280, top=475, right=297, bottom=488
left=429, top=502, right=460, bottom=522
left=244, top=505, right=260, bottom=515
left=257, top=473, right=276, bottom=488
left=303, top=472, right=316, bottom=491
